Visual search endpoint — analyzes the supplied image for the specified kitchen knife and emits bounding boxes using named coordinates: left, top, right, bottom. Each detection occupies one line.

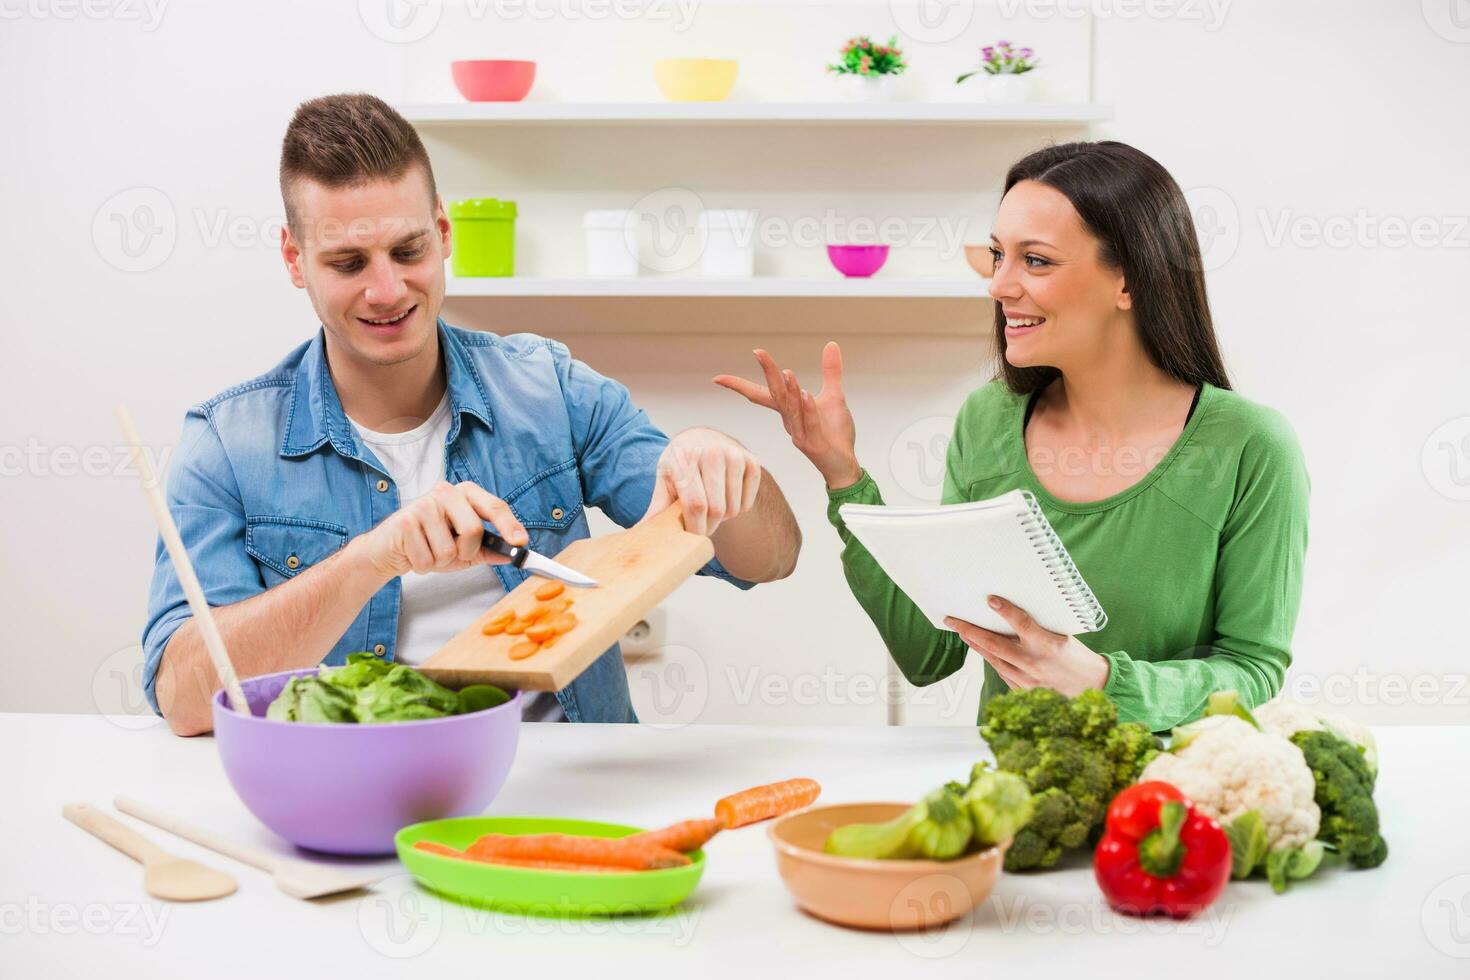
left=480, top=528, right=599, bottom=588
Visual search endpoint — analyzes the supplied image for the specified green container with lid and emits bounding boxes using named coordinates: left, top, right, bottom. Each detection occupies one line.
left=449, top=198, right=517, bottom=277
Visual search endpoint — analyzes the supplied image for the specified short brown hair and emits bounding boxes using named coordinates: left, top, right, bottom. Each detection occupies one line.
left=279, top=93, right=437, bottom=235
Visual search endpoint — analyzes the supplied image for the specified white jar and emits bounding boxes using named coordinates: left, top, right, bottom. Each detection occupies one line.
left=697, top=209, right=756, bottom=277
left=582, top=209, right=639, bottom=277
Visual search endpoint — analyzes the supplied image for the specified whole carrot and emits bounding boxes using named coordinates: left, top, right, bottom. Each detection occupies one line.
left=473, top=856, right=631, bottom=874
left=714, top=778, right=821, bottom=829
left=626, top=818, right=723, bottom=854
left=465, top=833, right=691, bottom=870
left=413, top=840, right=466, bottom=859
left=415, top=840, right=630, bottom=873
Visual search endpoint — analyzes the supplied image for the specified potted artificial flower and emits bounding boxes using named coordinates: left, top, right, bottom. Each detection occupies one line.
left=956, top=40, right=1038, bottom=103
left=827, top=35, right=907, bottom=102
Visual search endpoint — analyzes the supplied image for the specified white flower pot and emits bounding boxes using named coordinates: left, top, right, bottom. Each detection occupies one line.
left=984, top=73, right=1030, bottom=104
left=838, top=73, right=896, bottom=103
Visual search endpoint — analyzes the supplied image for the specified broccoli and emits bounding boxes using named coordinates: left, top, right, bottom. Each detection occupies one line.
left=1103, top=722, right=1163, bottom=787
left=1291, top=730, right=1388, bottom=869
left=980, top=688, right=1162, bottom=872
left=983, top=687, right=1079, bottom=739
left=1001, top=787, right=1079, bottom=870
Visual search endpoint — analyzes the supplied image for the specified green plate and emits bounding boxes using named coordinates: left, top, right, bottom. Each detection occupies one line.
left=395, top=816, right=706, bottom=917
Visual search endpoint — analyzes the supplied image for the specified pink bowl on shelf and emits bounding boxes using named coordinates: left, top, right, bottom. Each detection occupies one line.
left=827, top=244, right=890, bottom=278
left=451, top=60, right=536, bottom=102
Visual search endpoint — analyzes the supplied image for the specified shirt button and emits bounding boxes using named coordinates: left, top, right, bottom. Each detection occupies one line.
left=376, top=479, right=389, bottom=493
left=285, top=554, right=300, bottom=570
left=373, top=644, right=386, bottom=656
left=551, top=506, right=565, bottom=521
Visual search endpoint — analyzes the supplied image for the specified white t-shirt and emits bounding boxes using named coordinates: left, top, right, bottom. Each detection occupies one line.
left=348, top=395, right=564, bottom=722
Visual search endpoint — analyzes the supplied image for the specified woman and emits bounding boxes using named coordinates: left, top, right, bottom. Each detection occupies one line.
left=716, top=141, right=1309, bottom=732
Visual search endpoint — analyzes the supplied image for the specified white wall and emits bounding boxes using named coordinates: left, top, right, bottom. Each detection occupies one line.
left=3, top=0, right=1467, bottom=728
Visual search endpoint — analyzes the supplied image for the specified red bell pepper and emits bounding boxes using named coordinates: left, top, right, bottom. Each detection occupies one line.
left=1093, top=781, right=1232, bottom=919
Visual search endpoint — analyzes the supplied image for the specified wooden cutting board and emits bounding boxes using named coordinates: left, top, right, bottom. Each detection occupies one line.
left=419, top=505, right=714, bottom=692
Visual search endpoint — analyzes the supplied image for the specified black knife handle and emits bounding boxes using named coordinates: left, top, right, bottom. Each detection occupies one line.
left=481, top=529, right=529, bottom=568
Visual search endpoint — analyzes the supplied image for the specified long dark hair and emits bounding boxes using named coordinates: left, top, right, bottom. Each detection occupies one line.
left=993, top=141, right=1231, bottom=394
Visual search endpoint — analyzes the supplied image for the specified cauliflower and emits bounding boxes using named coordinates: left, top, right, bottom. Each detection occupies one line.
left=1140, top=715, right=1320, bottom=852
left=1255, top=700, right=1379, bottom=774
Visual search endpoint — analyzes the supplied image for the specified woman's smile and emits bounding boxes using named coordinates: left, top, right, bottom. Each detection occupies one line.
left=1004, top=310, right=1047, bottom=339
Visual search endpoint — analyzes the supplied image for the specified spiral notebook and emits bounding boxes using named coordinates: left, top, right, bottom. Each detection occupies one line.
left=838, top=489, right=1107, bottom=637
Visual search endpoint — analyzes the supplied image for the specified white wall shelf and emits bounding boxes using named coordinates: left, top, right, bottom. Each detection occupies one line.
left=397, top=102, right=1112, bottom=127
left=446, top=276, right=994, bottom=298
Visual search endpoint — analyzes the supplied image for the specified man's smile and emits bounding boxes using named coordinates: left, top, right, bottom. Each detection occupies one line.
left=357, top=305, right=416, bottom=331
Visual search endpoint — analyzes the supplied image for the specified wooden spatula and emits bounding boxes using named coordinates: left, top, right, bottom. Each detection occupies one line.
left=114, top=796, right=382, bottom=899
left=63, top=803, right=237, bottom=902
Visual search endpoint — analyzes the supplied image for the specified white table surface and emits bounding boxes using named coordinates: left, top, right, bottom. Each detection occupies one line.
left=5, top=714, right=1464, bottom=978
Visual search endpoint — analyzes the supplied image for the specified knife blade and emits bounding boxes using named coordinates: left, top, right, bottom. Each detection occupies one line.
left=479, top=529, right=599, bottom=588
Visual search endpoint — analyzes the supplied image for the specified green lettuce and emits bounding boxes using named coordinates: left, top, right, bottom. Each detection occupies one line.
left=265, top=653, right=510, bottom=724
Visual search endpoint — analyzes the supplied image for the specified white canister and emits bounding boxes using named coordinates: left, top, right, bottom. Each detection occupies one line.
left=697, top=209, right=756, bottom=278
left=582, top=209, right=640, bottom=277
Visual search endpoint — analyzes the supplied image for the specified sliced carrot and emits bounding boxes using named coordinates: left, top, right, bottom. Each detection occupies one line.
left=539, top=635, right=559, bottom=650
left=505, top=619, right=530, bottom=635
left=626, top=818, right=722, bottom=854
left=509, top=639, right=540, bottom=660
left=465, top=833, right=690, bottom=870
left=525, top=621, right=557, bottom=643
left=482, top=608, right=515, bottom=635
left=540, top=597, right=574, bottom=616
left=413, top=841, right=466, bottom=858
left=528, top=598, right=573, bottom=621
left=534, top=580, right=565, bottom=601
left=714, top=778, right=822, bottom=829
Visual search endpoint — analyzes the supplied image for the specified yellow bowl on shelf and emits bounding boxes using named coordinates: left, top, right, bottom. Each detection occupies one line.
left=654, top=58, right=738, bottom=102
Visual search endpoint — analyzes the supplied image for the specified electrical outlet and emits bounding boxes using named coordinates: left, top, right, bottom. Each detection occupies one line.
left=619, top=605, right=666, bottom=661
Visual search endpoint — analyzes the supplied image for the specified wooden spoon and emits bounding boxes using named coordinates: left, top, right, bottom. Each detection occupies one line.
left=115, top=405, right=249, bottom=715
left=114, top=796, right=382, bottom=899
left=63, top=803, right=237, bottom=902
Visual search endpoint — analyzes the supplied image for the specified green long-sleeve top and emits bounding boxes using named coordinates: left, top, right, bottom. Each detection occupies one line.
left=827, top=380, right=1310, bottom=732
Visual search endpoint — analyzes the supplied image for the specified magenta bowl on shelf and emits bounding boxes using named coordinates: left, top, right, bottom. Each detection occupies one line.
left=213, top=669, right=522, bottom=856
left=451, top=59, right=537, bottom=102
left=827, top=244, right=890, bottom=278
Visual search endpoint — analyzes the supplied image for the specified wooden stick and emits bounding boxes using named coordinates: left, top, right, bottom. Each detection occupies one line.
left=115, top=406, right=249, bottom=715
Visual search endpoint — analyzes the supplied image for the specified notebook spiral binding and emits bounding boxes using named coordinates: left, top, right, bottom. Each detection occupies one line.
left=1013, top=491, right=1108, bottom=633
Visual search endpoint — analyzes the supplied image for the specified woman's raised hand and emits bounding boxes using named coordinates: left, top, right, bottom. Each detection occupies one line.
left=714, top=342, right=863, bottom=491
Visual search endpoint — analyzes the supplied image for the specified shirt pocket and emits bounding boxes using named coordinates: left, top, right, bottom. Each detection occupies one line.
left=245, top=516, right=349, bottom=585
left=503, top=459, right=584, bottom=531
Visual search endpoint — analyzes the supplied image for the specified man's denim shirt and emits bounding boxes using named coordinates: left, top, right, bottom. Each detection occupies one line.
left=141, top=319, right=752, bottom=722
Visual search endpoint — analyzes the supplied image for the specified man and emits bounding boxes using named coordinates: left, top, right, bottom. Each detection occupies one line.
left=142, top=93, right=801, bottom=735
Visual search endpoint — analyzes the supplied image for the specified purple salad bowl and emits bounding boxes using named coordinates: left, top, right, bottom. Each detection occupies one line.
left=213, top=668, right=521, bottom=856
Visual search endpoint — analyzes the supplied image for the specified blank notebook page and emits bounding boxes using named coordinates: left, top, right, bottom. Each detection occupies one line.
left=838, top=489, right=1107, bottom=637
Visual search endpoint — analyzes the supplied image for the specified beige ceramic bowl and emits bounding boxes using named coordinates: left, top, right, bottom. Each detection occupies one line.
left=964, top=244, right=996, bottom=278
left=768, top=802, right=1008, bottom=931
